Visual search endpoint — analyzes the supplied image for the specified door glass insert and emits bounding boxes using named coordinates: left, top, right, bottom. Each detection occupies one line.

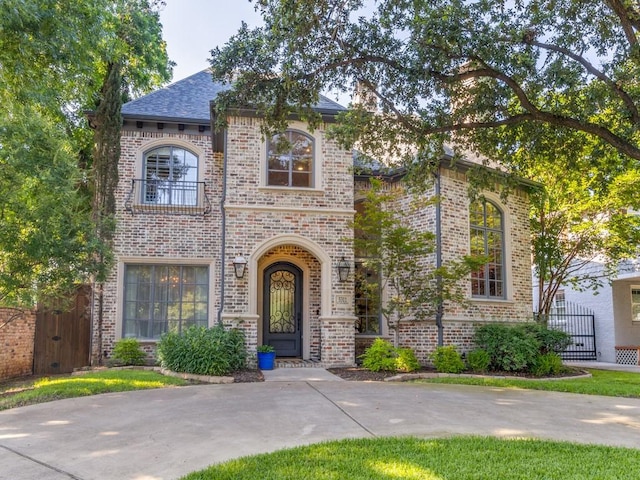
left=269, top=270, right=296, bottom=333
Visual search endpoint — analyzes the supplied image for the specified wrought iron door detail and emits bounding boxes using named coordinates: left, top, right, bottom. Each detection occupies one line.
left=269, top=270, right=296, bottom=333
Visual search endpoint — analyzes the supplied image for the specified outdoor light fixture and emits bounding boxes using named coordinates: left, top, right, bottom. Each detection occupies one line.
left=337, top=256, right=350, bottom=282
left=233, top=255, right=247, bottom=279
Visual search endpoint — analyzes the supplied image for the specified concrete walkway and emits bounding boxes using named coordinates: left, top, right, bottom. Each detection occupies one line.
left=1, top=367, right=639, bottom=480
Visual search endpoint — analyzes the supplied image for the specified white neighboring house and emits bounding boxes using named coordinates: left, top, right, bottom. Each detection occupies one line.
left=533, top=256, right=640, bottom=365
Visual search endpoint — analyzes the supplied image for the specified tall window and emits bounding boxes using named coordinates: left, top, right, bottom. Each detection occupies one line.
left=123, top=265, right=208, bottom=339
left=354, top=200, right=382, bottom=334
left=355, top=262, right=382, bottom=334
left=632, top=287, right=640, bottom=322
left=470, top=199, right=505, bottom=298
left=143, top=146, right=198, bottom=205
left=267, top=130, right=313, bottom=187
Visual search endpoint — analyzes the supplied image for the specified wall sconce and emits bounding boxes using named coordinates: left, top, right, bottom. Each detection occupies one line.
left=233, top=255, right=247, bottom=279
left=337, top=257, right=350, bottom=282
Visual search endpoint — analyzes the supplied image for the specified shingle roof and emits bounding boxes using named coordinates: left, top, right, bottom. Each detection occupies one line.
left=121, top=69, right=346, bottom=123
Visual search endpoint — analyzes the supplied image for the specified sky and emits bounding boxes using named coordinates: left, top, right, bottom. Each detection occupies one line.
left=159, top=0, right=263, bottom=83
left=158, top=0, right=352, bottom=106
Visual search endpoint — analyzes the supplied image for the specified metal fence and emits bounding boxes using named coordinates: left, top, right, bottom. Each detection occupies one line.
left=535, top=301, right=597, bottom=361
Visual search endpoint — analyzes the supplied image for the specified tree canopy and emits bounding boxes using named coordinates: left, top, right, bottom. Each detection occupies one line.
left=210, top=0, right=640, bottom=163
left=0, top=0, right=172, bottom=308
left=210, top=0, right=640, bottom=311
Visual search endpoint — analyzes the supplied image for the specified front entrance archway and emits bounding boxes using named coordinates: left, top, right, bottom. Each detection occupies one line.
left=263, top=262, right=302, bottom=357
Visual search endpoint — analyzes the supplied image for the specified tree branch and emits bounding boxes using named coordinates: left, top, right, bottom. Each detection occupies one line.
left=524, top=38, right=640, bottom=123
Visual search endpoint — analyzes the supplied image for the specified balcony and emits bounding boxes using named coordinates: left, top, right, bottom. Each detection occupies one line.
left=125, top=179, right=211, bottom=215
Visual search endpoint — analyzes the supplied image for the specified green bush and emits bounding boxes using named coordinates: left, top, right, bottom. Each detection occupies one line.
left=532, top=352, right=564, bottom=377
left=360, top=339, right=421, bottom=372
left=157, top=325, right=246, bottom=376
left=111, top=338, right=147, bottom=366
left=395, top=347, right=421, bottom=373
left=521, top=323, right=572, bottom=354
left=474, top=324, right=539, bottom=372
left=466, top=348, right=490, bottom=373
left=430, top=345, right=465, bottom=374
left=360, top=338, right=397, bottom=372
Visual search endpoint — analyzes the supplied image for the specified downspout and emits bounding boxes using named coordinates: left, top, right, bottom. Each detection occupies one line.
left=217, top=128, right=228, bottom=325
left=434, top=163, right=444, bottom=347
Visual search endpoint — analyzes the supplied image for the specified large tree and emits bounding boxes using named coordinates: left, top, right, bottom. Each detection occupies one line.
left=210, top=0, right=640, bottom=314
left=0, top=0, right=172, bottom=310
left=210, top=0, right=640, bottom=162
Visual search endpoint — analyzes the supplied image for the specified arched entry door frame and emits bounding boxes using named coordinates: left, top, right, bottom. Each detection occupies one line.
left=248, top=234, right=332, bottom=360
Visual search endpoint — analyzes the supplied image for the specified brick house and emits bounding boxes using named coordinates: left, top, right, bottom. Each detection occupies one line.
left=93, top=70, right=534, bottom=367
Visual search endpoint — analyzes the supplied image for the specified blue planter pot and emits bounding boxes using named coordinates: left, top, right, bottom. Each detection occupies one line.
left=257, top=351, right=276, bottom=370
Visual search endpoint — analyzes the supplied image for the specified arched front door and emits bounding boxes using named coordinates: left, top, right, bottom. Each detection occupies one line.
left=263, top=262, right=302, bottom=357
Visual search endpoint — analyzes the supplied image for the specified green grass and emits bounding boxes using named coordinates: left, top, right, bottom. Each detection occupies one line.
left=0, top=369, right=188, bottom=410
left=414, top=369, right=640, bottom=397
left=181, top=436, right=640, bottom=479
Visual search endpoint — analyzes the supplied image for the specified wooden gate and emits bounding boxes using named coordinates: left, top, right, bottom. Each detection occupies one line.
left=34, top=285, right=91, bottom=374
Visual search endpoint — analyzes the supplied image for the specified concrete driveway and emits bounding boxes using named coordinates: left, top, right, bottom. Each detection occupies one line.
left=1, top=375, right=640, bottom=480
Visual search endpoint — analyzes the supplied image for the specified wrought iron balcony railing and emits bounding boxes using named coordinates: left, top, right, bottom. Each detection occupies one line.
left=124, top=179, right=211, bottom=215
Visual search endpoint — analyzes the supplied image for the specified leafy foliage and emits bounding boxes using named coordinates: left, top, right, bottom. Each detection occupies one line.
left=520, top=323, right=572, bottom=355
left=353, top=179, right=484, bottom=346
left=210, top=1, right=640, bottom=316
left=257, top=344, right=276, bottom=353
left=474, top=323, right=571, bottom=373
left=474, top=324, right=541, bottom=372
left=157, top=326, right=247, bottom=376
left=429, top=345, right=465, bottom=374
left=110, top=338, right=147, bottom=366
left=360, top=338, right=420, bottom=373
left=532, top=352, right=565, bottom=377
left=395, top=348, right=421, bottom=373
left=465, top=348, right=491, bottom=373
left=0, top=1, right=172, bottom=310
left=210, top=0, right=640, bottom=161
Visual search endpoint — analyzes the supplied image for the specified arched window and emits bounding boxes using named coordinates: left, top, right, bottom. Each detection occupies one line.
left=267, top=130, right=314, bottom=187
left=143, top=146, right=198, bottom=205
left=470, top=199, right=505, bottom=298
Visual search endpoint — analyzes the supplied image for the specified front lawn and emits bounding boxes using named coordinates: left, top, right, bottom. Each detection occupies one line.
left=0, top=369, right=188, bottom=410
left=181, top=436, right=640, bottom=479
left=414, top=368, right=640, bottom=397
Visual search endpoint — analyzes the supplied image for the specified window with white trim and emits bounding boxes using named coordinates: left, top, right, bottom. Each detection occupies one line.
left=143, top=146, right=199, bottom=205
left=470, top=198, right=506, bottom=299
left=123, top=264, right=208, bottom=339
left=267, top=130, right=314, bottom=187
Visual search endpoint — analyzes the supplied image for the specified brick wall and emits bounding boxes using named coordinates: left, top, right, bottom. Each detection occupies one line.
left=0, top=309, right=36, bottom=381
left=94, top=129, right=221, bottom=363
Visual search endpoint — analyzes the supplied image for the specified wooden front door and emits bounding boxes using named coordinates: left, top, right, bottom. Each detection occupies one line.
left=33, top=286, right=91, bottom=374
left=263, top=262, right=302, bottom=357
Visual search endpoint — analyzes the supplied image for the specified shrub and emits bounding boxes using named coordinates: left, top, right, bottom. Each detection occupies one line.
left=157, top=325, right=246, bottom=376
left=360, top=338, right=397, bottom=372
left=360, top=339, right=421, bottom=373
left=111, top=338, right=146, bottom=366
left=474, top=324, right=539, bottom=372
left=395, top=347, right=421, bottom=373
left=430, top=345, right=465, bottom=374
left=521, top=323, right=572, bottom=354
left=466, top=348, right=490, bottom=373
left=532, top=352, right=564, bottom=377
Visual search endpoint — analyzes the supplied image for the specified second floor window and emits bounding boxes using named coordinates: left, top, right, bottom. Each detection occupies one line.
left=267, top=130, right=313, bottom=187
left=143, top=146, right=199, bottom=205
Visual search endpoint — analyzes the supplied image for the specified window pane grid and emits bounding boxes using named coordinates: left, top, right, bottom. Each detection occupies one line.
left=124, top=265, right=208, bottom=339
left=470, top=200, right=505, bottom=299
left=267, top=131, right=314, bottom=187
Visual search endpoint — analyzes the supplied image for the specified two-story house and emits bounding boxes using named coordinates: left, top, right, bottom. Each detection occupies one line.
left=93, top=70, right=534, bottom=367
